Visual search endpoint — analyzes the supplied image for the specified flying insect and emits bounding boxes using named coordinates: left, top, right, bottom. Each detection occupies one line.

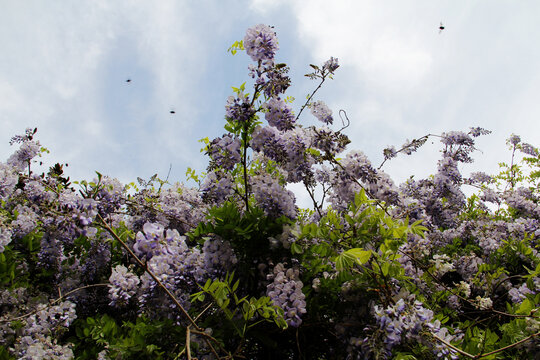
left=439, top=22, right=445, bottom=34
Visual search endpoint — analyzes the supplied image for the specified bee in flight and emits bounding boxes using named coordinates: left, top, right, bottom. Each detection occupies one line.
left=439, top=22, right=445, bottom=34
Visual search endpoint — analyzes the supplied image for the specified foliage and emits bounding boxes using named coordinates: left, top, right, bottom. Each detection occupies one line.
left=0, top=24, right=538, bottom=359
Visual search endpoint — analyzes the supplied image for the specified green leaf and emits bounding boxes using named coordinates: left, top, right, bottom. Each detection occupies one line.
left=344, top=248, right=372, bottom=265
left=291, top=242, right=303, bottom=254
left=516, top=298, right=533, bottom=315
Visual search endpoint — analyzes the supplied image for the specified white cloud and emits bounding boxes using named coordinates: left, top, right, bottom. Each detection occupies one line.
left=2, top=0, right=540, bottom=193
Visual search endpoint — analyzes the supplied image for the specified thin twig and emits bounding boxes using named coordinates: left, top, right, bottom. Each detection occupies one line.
left=492, top=308, right=538, bottom=318
left=477, top=331, right=539, bottom=358
left=194, top=302, right=214, bottom=322
left=296, top=327, right=304, bottom=360
left=432, top=330, right=540, bottom=359
left=0, top=283, right=109, bottom=323
left=186, top=326, right=192, bottom=360
left=337, top=109, right=350, bottom=132
left=296, top=77, right=326, bottom=121
left=304, top=180, right=322, bottom=218
left=431, top=333, right=475, bottom=358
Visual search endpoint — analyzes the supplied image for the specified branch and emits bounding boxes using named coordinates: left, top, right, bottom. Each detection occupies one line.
left=477, top=331, right=539, bottom=358
left=303, top=180, right=322, bottom=218
left=432, top=331, right=540, bottom=359
left=431, top=333, right=475, bottom=358
left=0, top=283, right=109, bottom=323
left=296, top=77, right=326, bottom=121
left=186, top=326, right=192, bottom=360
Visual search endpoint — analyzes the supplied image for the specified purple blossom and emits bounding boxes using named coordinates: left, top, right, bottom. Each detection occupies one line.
left=468, top=171, right=493, bottom=184
left=310, top=100, right=333, bottom=125
left=371, top=296, right=460, bottom=359
left=201, top=170, right=235, bottom=204
left=508, top=283, right=534, bottom=303
left=207, top=134, right=241, bottom=171
left=156, top=183, right=206, bottom=233
left=469, top=127, right=491, bottom=137
left=520, top=143, right=538, bottom=156
left=7, top=140, right=41, bottom=171
left=133, top=222, right=187, bottom=260
left=0, top=227, right=12, bottom=253
left=251, top=126, right=287, bottom=162
left=95, top=176, right=125, bottom=213
left=264, top=97, right=295, bottom=131
left=244, top=24, right=279, bottom=63
left=108, top=265, right=140, bottom=307
left=441, top=131, right=473, bottom=147
left=225, top=93, right=255, bottom=124
left=508, top=134, right=521, bottom=145
left=322, top=57, right=340, bottom=74
left=266, top=263, right=306, bottom=327
left=12, top=205, right=38, bottom=236
left=202, top=236, right=238, bottom=276
left=0, top=163, right=19, bottom=200
left=383, top=146, right=397, bottom=160
left=252, top=172, right=296, bottom=218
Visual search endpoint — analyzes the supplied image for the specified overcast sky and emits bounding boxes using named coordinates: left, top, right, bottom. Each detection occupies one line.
left=2, top=1, right=539, bottom=206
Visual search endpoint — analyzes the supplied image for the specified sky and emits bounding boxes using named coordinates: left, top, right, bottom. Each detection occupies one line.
left=1, top=1, right=540, bottom=207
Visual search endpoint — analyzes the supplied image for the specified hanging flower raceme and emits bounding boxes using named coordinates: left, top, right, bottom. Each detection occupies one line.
left=264, top=97, right=295, bottom=131
left=244, top=24, right=279, bottom=63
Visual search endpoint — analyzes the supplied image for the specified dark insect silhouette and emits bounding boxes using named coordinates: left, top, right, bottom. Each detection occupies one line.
left=170, top=110, right=176, bottom=114
left=439, top=22, right=445, bottom=34
left=126, top=79, right=131, bottom=83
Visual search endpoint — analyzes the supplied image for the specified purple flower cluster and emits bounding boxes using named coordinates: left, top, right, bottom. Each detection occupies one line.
left=207, top=134, right=241, bottom=171
left=138, top=239, right=205, bottom=317
left=252, top=172, right=296, bottom=218
left=264, top=97, right=296, bottom=131
left=108, top=265, right=140, bottom=307
left=202, top=236, right=238, bottom=276
left=251, top=127, right=315, bottom=183
left=0, top=163, right=18, bottom=200
left=133, top=222, right=187, bottom=261
left=508, top=282, right=535, bottom=303
left=155, top=183, right=207, bottom=232
left=95, top=176, right=125, bottom=214
left=201, top=170, right=235, bottom=205
left=225, top=92, right=255, bottom=125
left=7, top=140, right=40, bottom=172
left=12, top=204, right=38, bottom=236
left=310, top=100, right=333, bottom=125
left=13, top=301, right=77, bottom=360
left=266, top=263, right=306, bottom=327
left=0, top=227, right=12, bottom=253
left=244, top=24, right=279, bottom=63
left=520, top=143, right=538, bottom=156
left=371, top=297, right=460, bottom=359
left=322, top=57, right=340, bottom=74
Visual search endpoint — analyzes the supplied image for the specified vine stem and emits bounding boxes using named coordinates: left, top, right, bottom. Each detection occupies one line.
left=430, top=333, right=475, bottom=358
left=186, top=326, right=192, bottom=360
left=432, top=331, right=540, bottom=359
left=0, top=283, right=109, bottom=323
left=243, top=131, right=250, bottom=212
left=296, top=76, right=326, bottom=121
left=304, top=180, right=322, bottom=218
